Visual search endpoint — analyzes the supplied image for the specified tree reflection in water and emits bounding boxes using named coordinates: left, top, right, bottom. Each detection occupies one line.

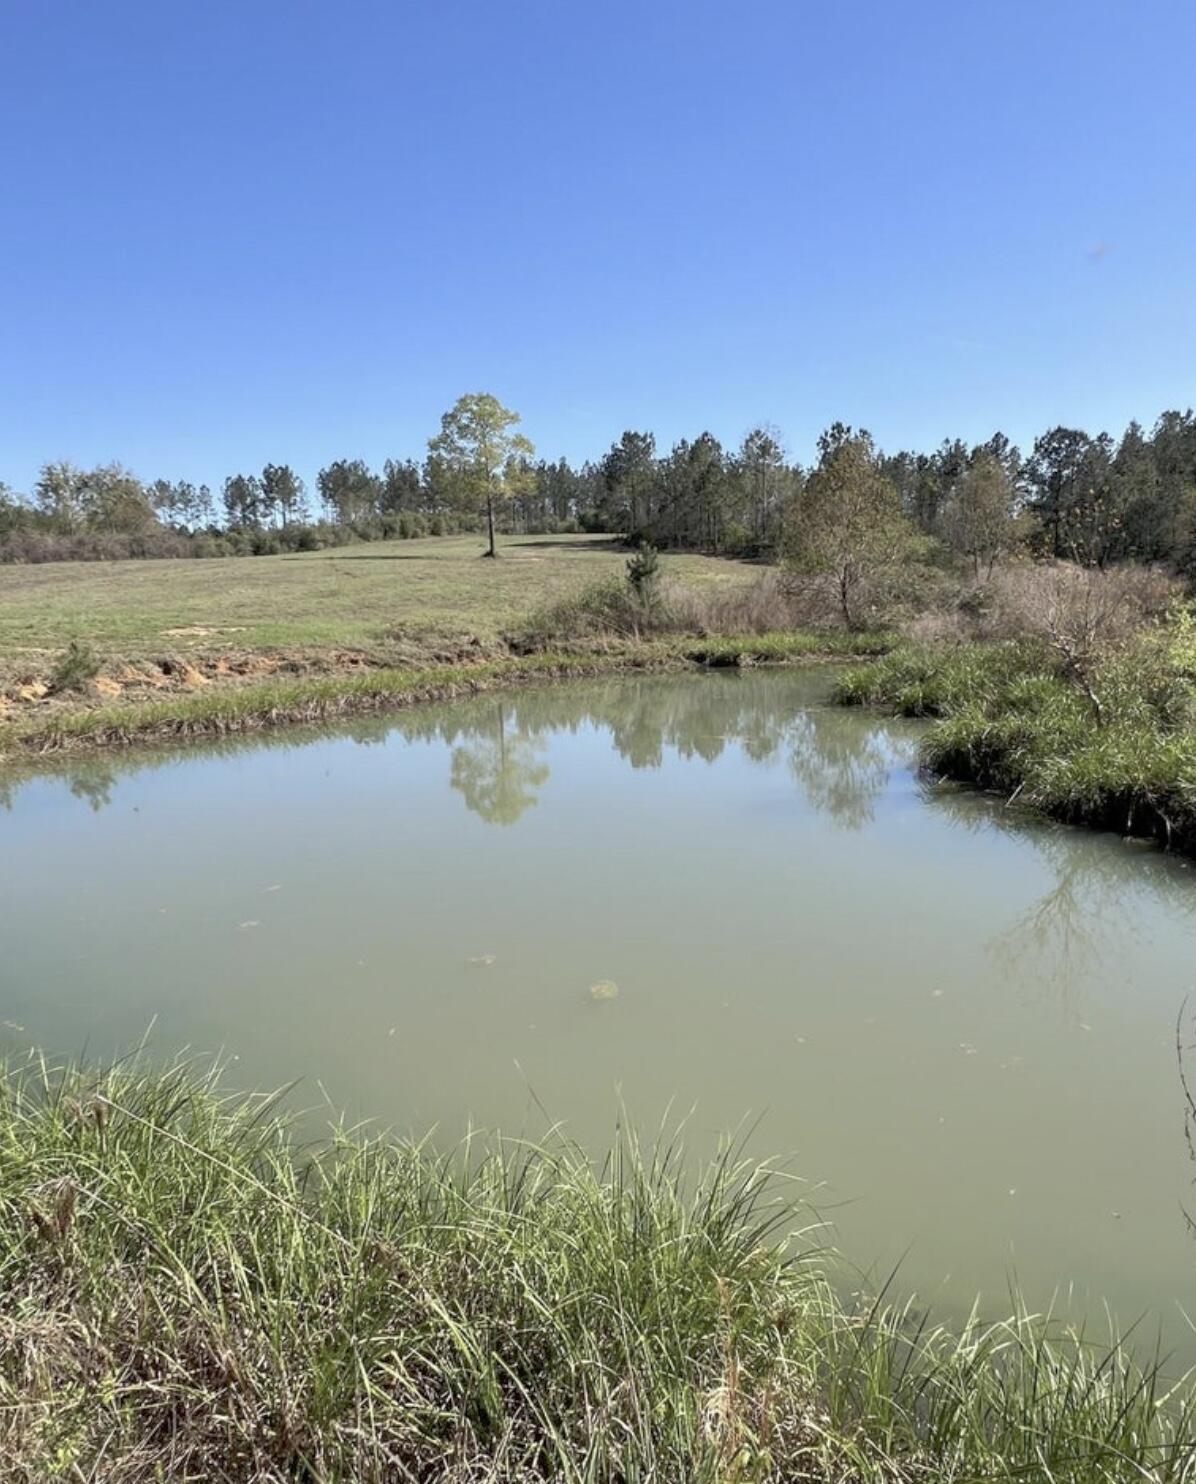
left=927, top=785, right=1196, bottom=1017
left=449, top=701, right=550, bottom=826
left=13, top=672, right=1196, bottom=995
left=423, top=674, right=906, bottom=829
left=786, top=707, right=897, bottom=830
left=1179, top=1003, right=1196, bottom=1238
left=68, top=770, right=117, bottom=813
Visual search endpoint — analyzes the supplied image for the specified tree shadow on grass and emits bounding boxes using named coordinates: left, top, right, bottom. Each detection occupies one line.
left=506, top=537, right=625, bottom=552
left=295, top=552, right=477, bottom=562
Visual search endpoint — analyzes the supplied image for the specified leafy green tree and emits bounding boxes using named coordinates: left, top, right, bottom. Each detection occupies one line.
left=599, top=431, right=657, bottom=536
left=944, top=450, right=1019, bottom=578
left=1025, top=427, right=1120, bottom=565
left=883, top=440, right=968, bottom=535
left=731, top=426, right=790, bottom=551
left=976, top=430, right=1024, bottom=487
left=190, top=483, right=216, bottom=529
left=535, top=457, right=583, bottom=527
left=84, top=466, right=159, bottom=533
left=316, top=459, right=382, bottom=525
left=0, top=483, right=30, bottom=535
left=422, top=451, right=481, bottom=522
left=1110, top=421, right=1163, bottom=559
left=1142, top=411, right=1196, bottom=561
left=33, top=462, right=158, bottom=534
left=784, top=425, right=909, bottom=626
left=428, top=394, right=534, bottom=557
left=648, top=433, right=729, bottom=550
left=33, top=461, right=87, bottom=531
left=381, top=458, right=423, bottom=515
left=625, top=542, right=661, bottom=607
left=222, top=472, right=264, bottom=529
left=152, top=480, right=216, bottom=531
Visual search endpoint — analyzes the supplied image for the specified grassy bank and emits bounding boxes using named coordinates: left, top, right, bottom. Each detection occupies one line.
left=836, top=635, right=1196, bottom=853
left=0, top=531, right=900, bottom=761
left=0, top=631, right=889, bottom=761
left=2, top=1058, right=1193, bottom=1482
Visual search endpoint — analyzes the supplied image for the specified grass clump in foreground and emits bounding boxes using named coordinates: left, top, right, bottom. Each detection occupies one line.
left=835, top=622, right=1196, bottom=852
left=2, top=1058, right=1194, bottom=1482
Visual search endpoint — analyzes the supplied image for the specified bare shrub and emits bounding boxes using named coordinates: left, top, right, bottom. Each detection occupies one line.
left=981, top=562, right=1178, bottom=721
left=667, top=570, right=813, bottom=635
left=516, top=570, right=847, bottom=650
left=0, top=528, right=195, bottom=564
left=984, top=563, right=1176, bottom=642
left=901, top=609, right=974, bottom=646
left=673, top=566, right=945, bottom=637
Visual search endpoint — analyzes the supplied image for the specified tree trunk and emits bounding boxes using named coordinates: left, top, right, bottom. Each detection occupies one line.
left=484, top=493, right=497, bottom=558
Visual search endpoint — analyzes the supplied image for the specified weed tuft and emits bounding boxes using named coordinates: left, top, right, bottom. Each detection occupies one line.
left=47, top=639, right=101, bottom=694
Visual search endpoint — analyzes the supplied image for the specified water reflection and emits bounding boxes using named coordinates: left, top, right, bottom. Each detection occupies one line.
left=448, top=701, right=549, bottom=826
left=926, top=786, right=1196, bottom=1016
left=68, top=770, right=117, bottom=813
left=12, top=677, right=1196, bottom=975
left=3, top=673, right=910, bottom=833
left=389, top=673, right=910, bottom=829
left=1181, top=1005, right=1196, bottom=1238
left=786, top=708, right=894, bottom=830
left=5, top=668, right=1196, bottom=1356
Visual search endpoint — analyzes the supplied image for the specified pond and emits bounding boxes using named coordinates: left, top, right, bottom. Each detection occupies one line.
left=3, top=669, right=1195, bottom=1347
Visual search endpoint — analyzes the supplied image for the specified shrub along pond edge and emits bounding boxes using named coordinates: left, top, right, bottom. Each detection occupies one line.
left=836, top=640, right=1196, bottom=859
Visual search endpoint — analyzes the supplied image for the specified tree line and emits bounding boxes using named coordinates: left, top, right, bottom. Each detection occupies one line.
left=1, top=392, right=1194, bottom=578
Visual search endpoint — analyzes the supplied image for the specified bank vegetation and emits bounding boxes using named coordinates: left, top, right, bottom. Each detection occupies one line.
left=2, top=1056, right=1193, bottom=1483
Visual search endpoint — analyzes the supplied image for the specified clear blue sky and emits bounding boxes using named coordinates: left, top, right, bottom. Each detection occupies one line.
left=2, top=0, right=1193, bottom=494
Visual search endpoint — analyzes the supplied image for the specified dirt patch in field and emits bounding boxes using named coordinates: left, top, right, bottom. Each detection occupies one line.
left=160, top=626, right=248, bottom=638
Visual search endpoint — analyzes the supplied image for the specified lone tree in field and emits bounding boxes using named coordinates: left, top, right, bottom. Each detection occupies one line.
left=428, top=393, right=534, bottom=557
left=785, top=425, right=908, bottom=627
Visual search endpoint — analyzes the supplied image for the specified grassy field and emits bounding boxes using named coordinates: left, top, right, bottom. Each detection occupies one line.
left=0, top=533, right=752, bottom=661
left=3, top=1055, right=1193, bottom=1482
left=0, top=534, right=901, bottom=760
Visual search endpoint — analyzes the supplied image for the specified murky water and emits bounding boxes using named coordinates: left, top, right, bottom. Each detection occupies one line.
left=3, top=670, right=1195, bottom=1345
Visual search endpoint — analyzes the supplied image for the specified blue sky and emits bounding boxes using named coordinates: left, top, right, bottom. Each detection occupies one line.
left=2, top=0, right=1193, bottom=494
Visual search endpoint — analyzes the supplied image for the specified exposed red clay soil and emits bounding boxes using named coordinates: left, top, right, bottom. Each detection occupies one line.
left=0, top=639, right=507, bottom=714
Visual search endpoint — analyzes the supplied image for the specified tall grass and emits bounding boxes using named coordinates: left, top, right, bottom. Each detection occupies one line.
left=1, top=1055, right=1193, bottom=1481
left=836, top=635, right=1196, bottom=854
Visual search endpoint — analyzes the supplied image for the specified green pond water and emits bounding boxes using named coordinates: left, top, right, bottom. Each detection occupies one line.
left=3, top=669, right=1195, bottom=1346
